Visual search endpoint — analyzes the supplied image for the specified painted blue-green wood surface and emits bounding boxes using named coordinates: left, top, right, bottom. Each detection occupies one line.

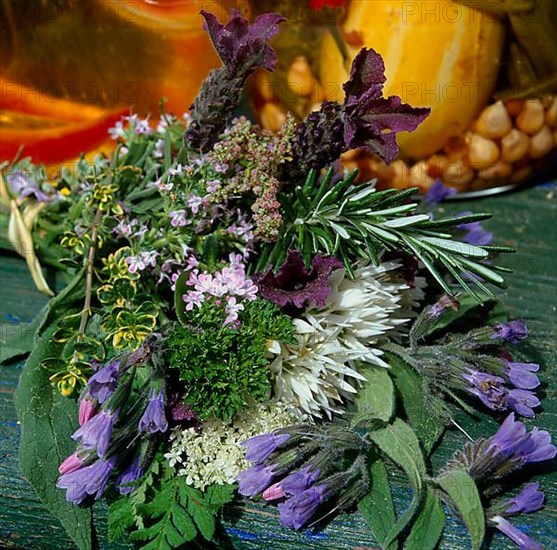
left=1, top=185, right=557, bottom=549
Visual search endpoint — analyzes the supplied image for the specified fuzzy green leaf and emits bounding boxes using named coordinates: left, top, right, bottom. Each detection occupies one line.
left=358, top=458, right=397, bottom=550
left=388, top=355, right=445, bottom=454
left=14, top=322, right=93, bottom=550
left=437, top=469, right=485, bottom=550
left=404, top=488, right=446, bottom=550
left=352, top=365, right=394, bottom=427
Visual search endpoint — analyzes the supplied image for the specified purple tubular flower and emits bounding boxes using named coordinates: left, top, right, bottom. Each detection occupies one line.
left=237, top=463, right=278, bottom=497
left=505, top=362, right=540, bottom=390
left=492, top=516, right=544, bottom=550
left=424, top=180, right=457, bottom=205
left=502, top=483, right=545, bottom=516
left=6, top=170, right=55, bottom=202
left=87, top=359, right=121, bottom=404
left=276, top=465, right=321, bottom=498
left=241, top=433, right=291, bottom=464
left=72, top=409, right=118, bottom=457
left=277, top=483, right=334, bottom=530
left=507, top=389, right=540, bottom=419
left=491, top=320, right=528, bottom=344
left=487, top=413, right=556, bottom=464
left=462, top=369, right=508, bottom=411
left=59, top=452, right=85, bottom=475
left=57, top=456, right=117, bottom=505
left=460, top=221, right=493, bottom=246
left=78, top=394, right=97, bottom=426
left=138, top=388, right=168, bottom=434
left=255, top=250, right=344, bottom=310
left=116, top=455, right=143, bottom=495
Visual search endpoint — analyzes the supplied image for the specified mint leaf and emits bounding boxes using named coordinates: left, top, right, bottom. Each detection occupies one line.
left=437, top=469, right=485, bottom=550
left=14, top=322, right=93, bottom=550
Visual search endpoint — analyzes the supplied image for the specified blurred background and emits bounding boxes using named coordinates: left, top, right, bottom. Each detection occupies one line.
left=1, top=0, right=556, bottom=193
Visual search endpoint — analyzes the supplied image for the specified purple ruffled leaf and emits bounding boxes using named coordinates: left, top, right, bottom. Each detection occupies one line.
left=255, top=250, right=343, bottom=310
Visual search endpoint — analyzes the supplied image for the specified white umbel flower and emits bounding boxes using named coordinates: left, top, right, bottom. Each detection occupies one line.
left=164, top=400, right=301, bottom=490
left=268, top=261, right=418, bottom=418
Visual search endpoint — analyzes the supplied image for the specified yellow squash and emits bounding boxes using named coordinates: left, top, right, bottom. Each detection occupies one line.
left=320, top=0, right=506, bottom=159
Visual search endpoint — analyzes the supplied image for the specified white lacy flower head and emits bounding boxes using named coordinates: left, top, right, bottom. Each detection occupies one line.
left=267, top=260, right=422, bottom=418
left=164, top=400, right=301, bottom=490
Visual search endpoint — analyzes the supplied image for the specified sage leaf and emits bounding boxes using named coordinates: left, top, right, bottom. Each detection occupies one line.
left=437, top=469, right=485, bottom=550
left=14, top=322, right=93, bottom=550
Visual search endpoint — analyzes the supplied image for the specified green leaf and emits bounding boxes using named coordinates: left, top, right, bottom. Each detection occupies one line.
left=183, top=483, right=216, bottom=541
left=352, top=365, right=394, bottom=427
left=0, top=311, right=43, bottom=364
left=173, top=272, right=189, bottom=325
left=404, top=489, right=446, bottom=550
left=437, top=469, right=485, bottom=550
left=14, top=322, right=93, bottom=550
left=388, top=355, right=445, bottom=454
left=368, top=418, right=426, bottom=546
left=358, top=458, right=397, bottom=550
left=109, top=497, right=136, bottom=542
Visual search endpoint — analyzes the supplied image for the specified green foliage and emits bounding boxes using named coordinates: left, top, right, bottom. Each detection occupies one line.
left=261, top=168, right=513, bottom=301
left=166, top=298, right=295, bottom=420
left=351, top=365, right=395, bottom=427
left=14, top=321, right=93, bottom=550
left=436, top=470, right=485, bottom=550
left=110, top=461, right=235, bottom=550
left=404, top=489, right=446, bottom=550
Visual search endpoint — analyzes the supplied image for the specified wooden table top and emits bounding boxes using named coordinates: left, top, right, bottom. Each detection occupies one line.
left=1, top=184, right=556, bottom=549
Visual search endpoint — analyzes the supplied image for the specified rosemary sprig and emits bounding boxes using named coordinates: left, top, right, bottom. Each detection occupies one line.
left=259, top=169, right=513, bottom=301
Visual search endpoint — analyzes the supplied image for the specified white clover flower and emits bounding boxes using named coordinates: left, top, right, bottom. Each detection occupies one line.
left=164, top=401, right=301, bottom=490
left=267, top=261, right=421, bottom=418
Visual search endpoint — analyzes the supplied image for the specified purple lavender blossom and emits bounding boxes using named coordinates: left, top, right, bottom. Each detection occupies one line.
left=170, top=210, right=190, bottom=227
left=237, top=463, right=278, bottom=497
left=505, top=362, right=540, bottom=390
left=138, top=388, right=168, bottom=434
left=277, top=483, right=334, bottom=529
left=427, top=294, right=460, bottom=319
left=116, top=455, right=143, bottom=495
left=255, top=250, right=343, bottom=310
left=507, top=389, right=540, bottom=419
left=487, top=413, right=556, bottom=464
left=241, top=433, right=290, bottom=464
left=6, top=170, right=56, bottom=202
left=491, top=320, right=528, bottom=344
left=491, top=516, right=544, bottom=550
left=72, top=409, right=118, bottom=457
left=264, top=465, right=321, bottom=501
left=87, top=359, right=121, bottom=404
left=462, top=369, right=508, bottom=412
left=57, top=456, right=117, bottom=505
left=424, top=180, right=457, bottom=205
left=501, top=483, right=545, bottom=516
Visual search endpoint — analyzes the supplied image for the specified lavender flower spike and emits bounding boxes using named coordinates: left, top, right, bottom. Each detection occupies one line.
left=502, top=483, right=545, bottom=516
left=424, top=180, right=457, bottom=206
left=462, top=369, right=508, bottom=412
left=138, top=388, right=168, bottom=434
left=72, top=409, right=118, bottom=457
left=57, top=456, right=117, bottom=505
left=237, top=463, right=278, bottom=497
left=491, top=516, right=544, bottom=550
left=491, top=320, right=528, bottom=344
left=241, top=433, right=291, bottom=464
left=278, top=483, right=334, bottom=530
left=507, top=389, right=540, bottom=419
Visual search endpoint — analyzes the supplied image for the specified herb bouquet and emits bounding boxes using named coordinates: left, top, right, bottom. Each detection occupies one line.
left=1, top=10, right=555, bottom=550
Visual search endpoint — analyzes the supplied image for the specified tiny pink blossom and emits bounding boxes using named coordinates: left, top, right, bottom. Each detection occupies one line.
left=59, top=453, right=85, bottom=475
left=79, top=395, right=97, bottom=426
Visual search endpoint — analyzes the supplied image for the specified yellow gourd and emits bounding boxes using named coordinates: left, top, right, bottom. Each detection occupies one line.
left=320, top=0, right=506, bottom=159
